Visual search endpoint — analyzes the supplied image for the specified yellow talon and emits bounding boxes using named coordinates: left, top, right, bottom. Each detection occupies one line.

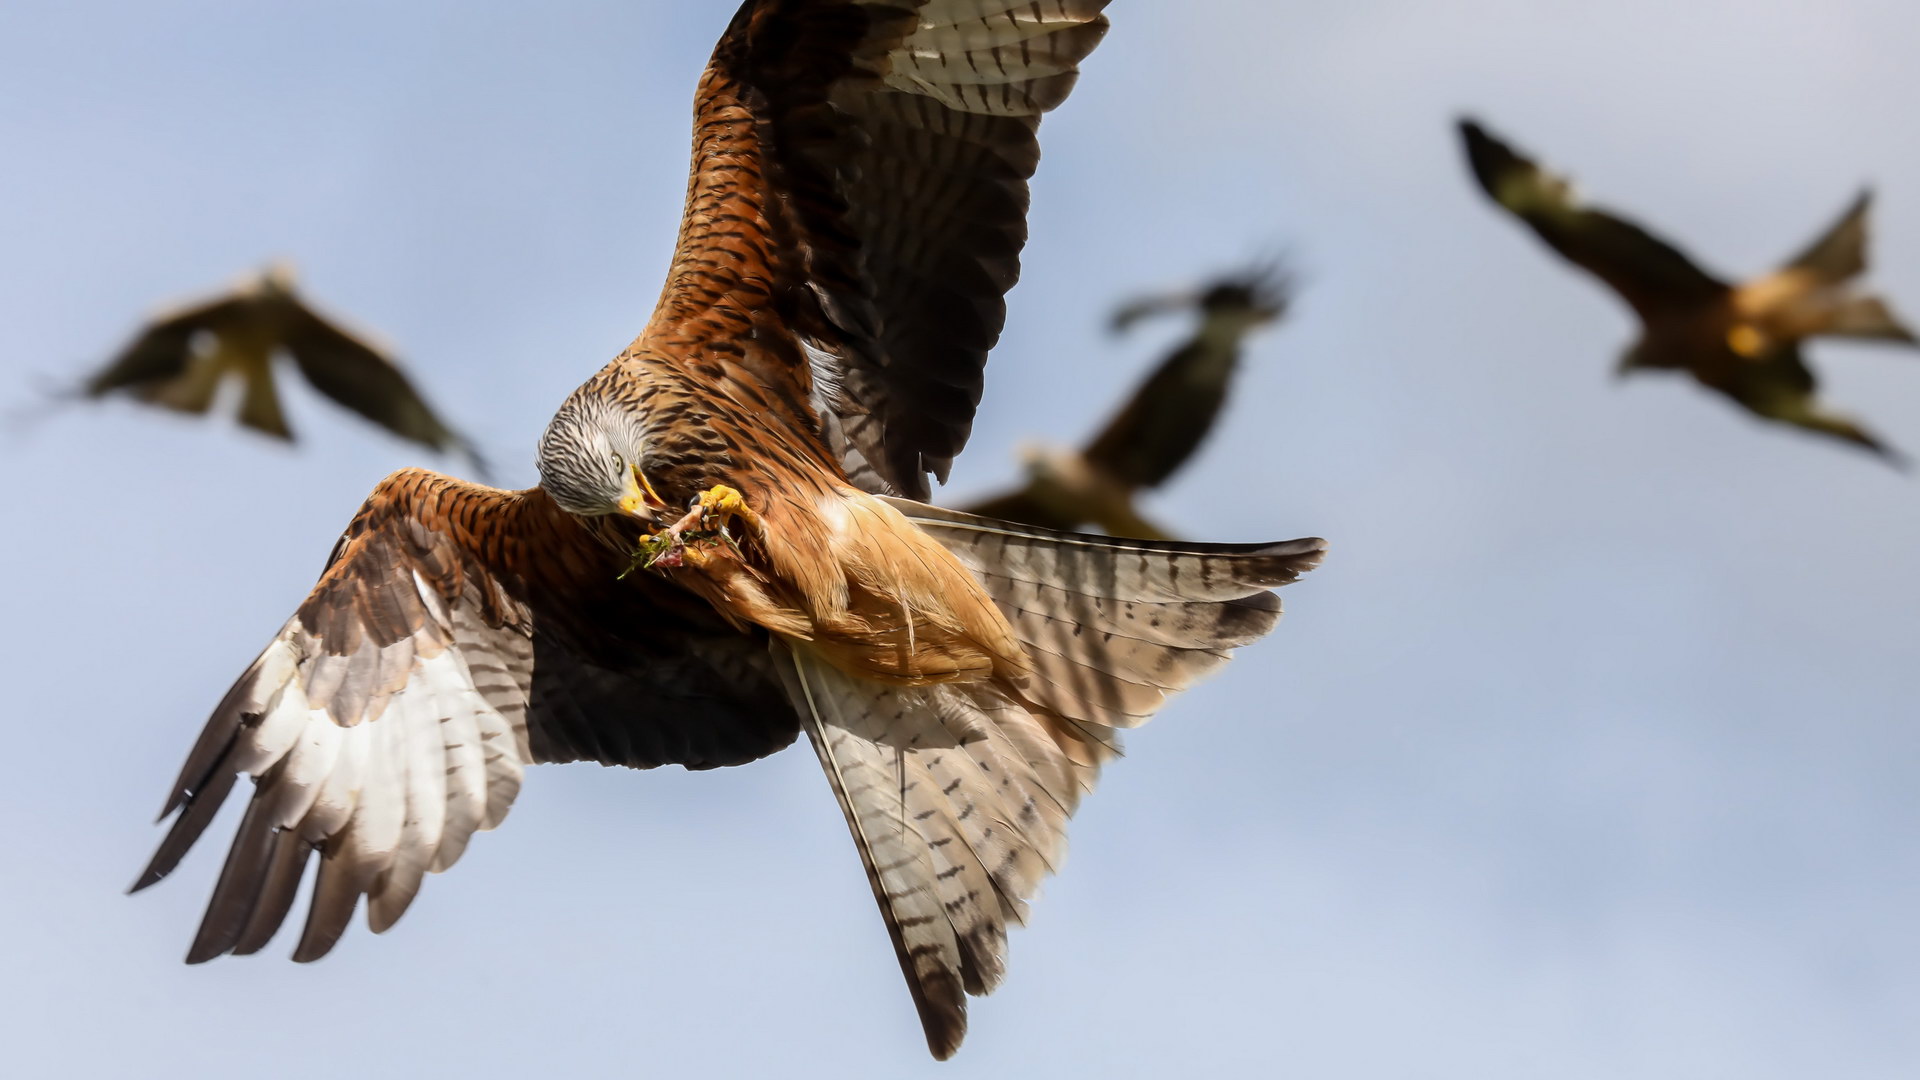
left=653, top=483, right=759, bottom=546
left=697, top=484, right=762, bottom=538
left=697, top=484, right=748, bottom=518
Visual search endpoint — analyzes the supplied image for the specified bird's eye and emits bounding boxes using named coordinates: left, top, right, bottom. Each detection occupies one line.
left=610, top=452, right=624, bottom=471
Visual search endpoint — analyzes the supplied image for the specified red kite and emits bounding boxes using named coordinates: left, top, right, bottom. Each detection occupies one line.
left=135, top=2, right=1325, bottom=1059
left=1461, top=118, right=1917, bottom=462
left=84, top=262, right=480, bottom=467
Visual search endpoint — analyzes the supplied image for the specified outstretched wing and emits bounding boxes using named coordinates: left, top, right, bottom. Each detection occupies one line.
left=793, top=503, right=1326, bottom=1058
left=1084, top=269, right=1291, bottom=490
left=1459, top=118, right=1727, bottom=320
left=648, top=0, right=1113, bottom=498
left=134, top=469, right=798, bottom=963
left=85, top=294, right=250, bottom=400
left=1714, top=346, right=1906, bottom=464
left=1081, top=336, right=1238, bottom=489
left=278, top=296, right=485, bottom=472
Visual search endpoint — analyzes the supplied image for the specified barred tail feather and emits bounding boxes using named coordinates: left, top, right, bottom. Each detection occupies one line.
left=784, top=651, right=972, bottom=1060
left=791, top=501, right=1324, bottom=1058
left=1825, top=295, right=1919, bottom=344
left=886, top=498, right=1327, bottom=729
left=1786, top=190, right=1872, bottom=283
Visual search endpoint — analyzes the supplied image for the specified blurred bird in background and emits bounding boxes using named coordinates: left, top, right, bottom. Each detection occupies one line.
left=1460, top=118, right=1918, bottom=464
left=76, top=262, right=484, bottom=471
left=965, top=262, right=1292, bottom=538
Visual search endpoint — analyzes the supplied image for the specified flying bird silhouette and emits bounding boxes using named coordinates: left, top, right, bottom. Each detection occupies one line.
left=1459, top=117, right=1917, bottom=463
left=132, top=2, right=1325, bottom=1061
left=965, top=263, right=1292, bottom=538
left=81, top=262, right=482, bottom=468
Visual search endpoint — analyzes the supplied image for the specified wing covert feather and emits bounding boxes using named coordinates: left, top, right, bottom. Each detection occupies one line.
left=136, top=470, right=799, bottom=961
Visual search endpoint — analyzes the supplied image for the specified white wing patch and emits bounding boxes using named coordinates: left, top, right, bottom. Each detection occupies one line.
left=137, top=567, right=534, bottom=963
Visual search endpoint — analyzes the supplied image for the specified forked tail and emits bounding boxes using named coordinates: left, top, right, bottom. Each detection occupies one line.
left=1825, top=295, right=1919, bottom=344
left=786, top=500, right=1325, bottom=1058
left=1786, top=190, right=1873, bottom=284
left=1773, top=190, right=1917, bottom=346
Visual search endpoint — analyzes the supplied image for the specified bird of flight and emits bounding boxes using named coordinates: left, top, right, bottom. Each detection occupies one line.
left=132, top=1, right=1326, bottom=1060
left=966, top=262, right=1291, bottom=538
left=1459, top=118, right=1917, bottom=463
left=80, top=262, right=482, bottom=468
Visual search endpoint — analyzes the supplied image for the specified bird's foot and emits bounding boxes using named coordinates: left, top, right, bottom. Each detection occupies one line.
left=623, top=485, right=755, bottom=575
left=667, top=484, right=755, bottom=538
left=693, top=484, right=752, bottom=529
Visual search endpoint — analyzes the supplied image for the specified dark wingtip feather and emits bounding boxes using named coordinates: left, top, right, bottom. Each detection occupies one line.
left=185, top=794, right=282, bottom=962
left=159, top=669, right=262, bottom=821
left=292, top=855, right=361, bottom=963
left=130, top=767, right=240, bottom=894
left=1862, top=434, right=1910, bottom=472
left=1457, top=116, right=1527, bottom=203
left=232, top=832, right=313, bottom=956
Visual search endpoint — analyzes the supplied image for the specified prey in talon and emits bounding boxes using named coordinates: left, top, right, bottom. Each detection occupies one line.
left=669, top=484, right=757, bottom=541
left=625, top=484, right=756, bottom=575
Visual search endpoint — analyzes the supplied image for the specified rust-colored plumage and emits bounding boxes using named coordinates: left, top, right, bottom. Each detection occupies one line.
left=82, top=262, right=481, bottom=467
left=967, top=263, right=1292, bottom=538
left=1460, top=118, right=1918, bottom=462
left=136, top=2, right=1326, bottom=1060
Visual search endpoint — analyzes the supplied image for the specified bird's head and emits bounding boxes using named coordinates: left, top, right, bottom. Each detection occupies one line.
left=536, top=395, right=667, bottom=521
left=1199, top=263, right=1291, bottom=335
left=254, top=259, right=300, bottom=299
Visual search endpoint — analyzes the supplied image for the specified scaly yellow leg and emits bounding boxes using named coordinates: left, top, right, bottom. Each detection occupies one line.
left=662, top=483, right=756, bottom=535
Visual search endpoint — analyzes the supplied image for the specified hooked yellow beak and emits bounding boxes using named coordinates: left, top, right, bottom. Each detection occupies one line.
left=617, top=466, right=667, bottom=519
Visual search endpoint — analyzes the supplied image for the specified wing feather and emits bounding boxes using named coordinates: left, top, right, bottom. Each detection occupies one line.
left=136, top=471, right=800, bottom=962
left=1459, top=118, right=1727, bottom=320
left=651, top=0, right=1113, bottom=497
left=85, top=294, right=251, bottom=399
left=1083, top=267, right=1291, bottom=491
left=279, top=296, right=482, bottom=469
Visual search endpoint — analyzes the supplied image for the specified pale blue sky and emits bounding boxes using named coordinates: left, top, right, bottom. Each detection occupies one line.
left=2, top=2, right=1917, bottom=1077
